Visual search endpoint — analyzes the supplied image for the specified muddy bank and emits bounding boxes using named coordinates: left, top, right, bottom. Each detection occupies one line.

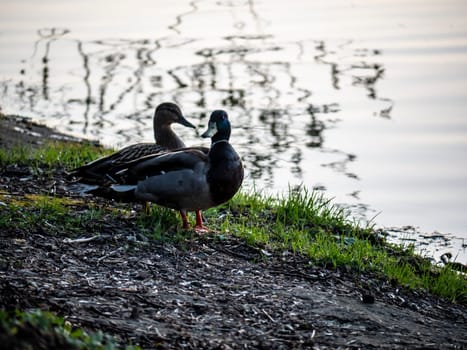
left=2, top=220, right=466, bottom=349
left=1, top=114, right=466, bottom=349
left=0, top=114, right=92, bottom=149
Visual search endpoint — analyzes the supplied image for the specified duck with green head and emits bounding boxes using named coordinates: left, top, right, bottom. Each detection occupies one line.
left=111, top=110, right=244, bottom=232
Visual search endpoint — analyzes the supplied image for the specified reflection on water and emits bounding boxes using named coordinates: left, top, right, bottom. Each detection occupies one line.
left=1, top=0, right=466, bottom=263
left=2, top=29, right=390, bottom=183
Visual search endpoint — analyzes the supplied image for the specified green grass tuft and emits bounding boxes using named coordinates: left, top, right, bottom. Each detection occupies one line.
left=0, top=309, right=140, bottom=350
left=138, top=205, right=184, bottom=240
left=0, top=194, right=106, bottom=234
left=0, top=140, right=112, bottom=170
left=207, top=189, right=467, bottom=303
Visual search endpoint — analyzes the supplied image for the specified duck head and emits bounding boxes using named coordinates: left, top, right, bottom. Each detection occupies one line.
left=201, top=110, right=231, bottom=143
left=154, top=102, right=196, bottom=129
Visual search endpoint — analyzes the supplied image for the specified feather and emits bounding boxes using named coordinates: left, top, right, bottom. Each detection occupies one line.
left=111, top=184, right=137, bottom=193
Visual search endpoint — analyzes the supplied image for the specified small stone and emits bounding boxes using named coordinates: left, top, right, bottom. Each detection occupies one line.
left=362, top=293, right=375, bottom=304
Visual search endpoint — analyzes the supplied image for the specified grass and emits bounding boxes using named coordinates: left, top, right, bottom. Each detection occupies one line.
left=136, top=205, right=198, bottom=248
left=0, top=309, right=140, bottom=350
left=0, top=140, right=114, bottom=233
left=0, top=140, right=112, bottom=171
left=0, top=193, right=107, bottom=234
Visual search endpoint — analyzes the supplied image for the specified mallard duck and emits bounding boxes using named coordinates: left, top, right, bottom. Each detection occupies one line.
left=69, top=102, right=196, bottom=183
left=110, top=109, right=244, bottom=232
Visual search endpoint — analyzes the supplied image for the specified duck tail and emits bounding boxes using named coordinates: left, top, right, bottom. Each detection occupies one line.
left=111, top=184, right=137, bottom=193
left=101, top=184, right=136, bottom=202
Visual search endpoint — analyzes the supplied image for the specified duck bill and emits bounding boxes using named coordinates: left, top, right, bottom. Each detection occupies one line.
left=201, top=121, right=217, bottom=138
left=178, top=115, right=196, bottom=129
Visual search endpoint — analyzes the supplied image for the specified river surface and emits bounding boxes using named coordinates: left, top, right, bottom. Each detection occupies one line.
left=1, top=0, right=466, bottom=263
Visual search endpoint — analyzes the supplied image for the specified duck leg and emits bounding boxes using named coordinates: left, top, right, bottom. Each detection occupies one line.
left=144, top=201, right=150, bottom=215
left=194, top=210, right=208, bottom=233
left=179, top=210, right=190, bottom=229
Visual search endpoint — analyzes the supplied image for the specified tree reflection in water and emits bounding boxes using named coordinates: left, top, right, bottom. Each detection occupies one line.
left=1, top=3, right=392, bottom=196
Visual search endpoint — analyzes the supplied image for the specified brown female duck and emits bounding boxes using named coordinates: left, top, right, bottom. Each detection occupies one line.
left=69, top=102, right=196, bottom=183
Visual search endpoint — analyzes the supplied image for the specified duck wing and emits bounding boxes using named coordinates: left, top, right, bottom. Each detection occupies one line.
left=69, top=143, right=167, bottom=182
left=114, top=148, right=209, bottom=184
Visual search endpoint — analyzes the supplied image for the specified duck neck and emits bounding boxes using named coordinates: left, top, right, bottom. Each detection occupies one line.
left=211, top=129, right=230, bottom=145
left=154, top=124, right=185, bottom=149
left=209, top=138, right=232, bottom=165
left=211, top=139, right=229, bottom=147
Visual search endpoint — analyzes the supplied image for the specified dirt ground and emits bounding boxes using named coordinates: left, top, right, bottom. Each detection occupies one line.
left=1, top=114, right=467, bottom=349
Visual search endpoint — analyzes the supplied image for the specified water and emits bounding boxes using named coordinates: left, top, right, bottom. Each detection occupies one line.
left=1, top=0, right=466, bottom=263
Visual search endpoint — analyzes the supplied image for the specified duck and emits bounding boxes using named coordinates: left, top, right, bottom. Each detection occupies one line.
left=69, top=102, right=196, bottom=183
left=110, top=109, right=244, bottom=232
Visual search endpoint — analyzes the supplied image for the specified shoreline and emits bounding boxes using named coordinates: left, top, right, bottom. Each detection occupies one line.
left=2, top=112, right=465, bottom=265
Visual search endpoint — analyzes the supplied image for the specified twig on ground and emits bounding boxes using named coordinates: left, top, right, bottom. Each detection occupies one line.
left=62, top=235, right=101, bottom=244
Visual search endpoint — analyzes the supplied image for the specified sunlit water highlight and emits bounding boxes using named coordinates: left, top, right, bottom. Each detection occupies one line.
left=1, top=0, right=466, bottom=263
